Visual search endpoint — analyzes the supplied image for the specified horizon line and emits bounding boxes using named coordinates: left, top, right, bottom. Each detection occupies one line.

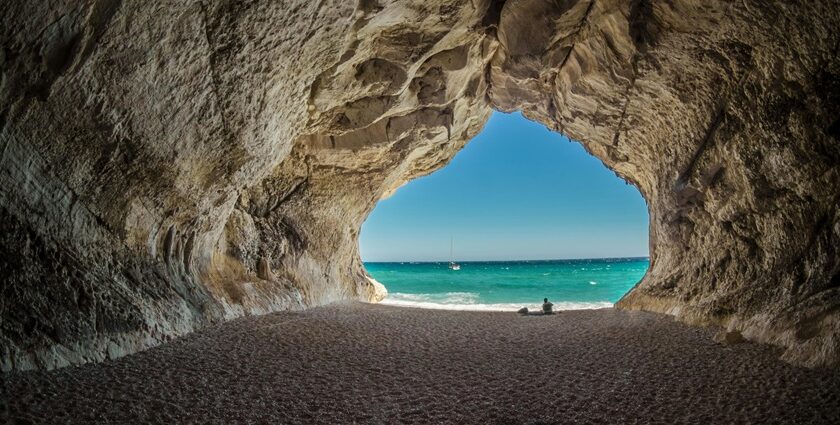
left=363, top=255, right=650, bottom=264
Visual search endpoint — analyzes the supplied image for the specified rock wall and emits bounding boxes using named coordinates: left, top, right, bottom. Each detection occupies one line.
left=1, top=0, right=837, bottom=371
left=488, top=0, right=840, bottom=368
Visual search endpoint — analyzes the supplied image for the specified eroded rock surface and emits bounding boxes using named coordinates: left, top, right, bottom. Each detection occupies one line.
left=1, top=0, right=838, bottom=371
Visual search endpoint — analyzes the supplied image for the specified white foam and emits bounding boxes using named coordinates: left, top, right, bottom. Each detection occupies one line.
left=381, top=293, right=613, bottom=312
left=387, top=292, right=480, bottom=303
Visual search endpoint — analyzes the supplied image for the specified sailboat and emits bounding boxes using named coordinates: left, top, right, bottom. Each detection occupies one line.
left=448, top=237, right=461, bottom=271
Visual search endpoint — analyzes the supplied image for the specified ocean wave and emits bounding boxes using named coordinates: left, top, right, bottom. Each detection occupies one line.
left=387, top=292, right=480, bottom=304
left=381, top=293, right=613, bottom=311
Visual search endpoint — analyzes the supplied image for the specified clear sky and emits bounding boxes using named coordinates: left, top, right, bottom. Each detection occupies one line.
left=359, top=111, right=649, bottom=262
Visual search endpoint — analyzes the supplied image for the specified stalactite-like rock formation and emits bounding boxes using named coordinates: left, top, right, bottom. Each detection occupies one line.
left=1, top=0, right=837, bottom=371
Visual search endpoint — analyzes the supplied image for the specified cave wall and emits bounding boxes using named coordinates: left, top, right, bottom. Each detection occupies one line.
left=1, top=0, right=837, bottom=371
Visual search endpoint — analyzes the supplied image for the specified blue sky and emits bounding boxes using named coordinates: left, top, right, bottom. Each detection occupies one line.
left=359, top=111, right=649, bottom=262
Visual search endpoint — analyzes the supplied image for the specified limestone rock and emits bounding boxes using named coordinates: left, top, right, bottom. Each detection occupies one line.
left=1, top=0, right=838, bottom=371
left=366, top=277, right=389, bottom=304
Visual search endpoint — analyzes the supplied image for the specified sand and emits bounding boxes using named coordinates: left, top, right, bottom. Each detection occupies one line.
left=2, top=303, right=839, bottom=424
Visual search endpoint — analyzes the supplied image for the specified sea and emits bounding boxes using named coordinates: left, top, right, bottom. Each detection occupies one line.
left=364, top=257, right=649, bottom=311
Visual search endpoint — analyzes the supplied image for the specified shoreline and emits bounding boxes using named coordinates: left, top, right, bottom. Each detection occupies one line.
left=378, top=298, right=614, bottom=312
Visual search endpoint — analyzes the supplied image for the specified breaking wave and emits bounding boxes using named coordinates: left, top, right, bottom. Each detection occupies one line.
left=381, top=292, right=613, bottom=311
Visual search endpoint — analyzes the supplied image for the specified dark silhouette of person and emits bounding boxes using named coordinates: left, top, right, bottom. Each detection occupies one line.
left=542, top=298, right=554, bottom=315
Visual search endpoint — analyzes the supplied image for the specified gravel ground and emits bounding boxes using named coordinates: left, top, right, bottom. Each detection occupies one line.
left=2, top=303, right=839, bottom=424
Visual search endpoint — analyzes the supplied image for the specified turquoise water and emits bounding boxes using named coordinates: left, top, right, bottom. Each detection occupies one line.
left=365, top=258, right=649, bottom=311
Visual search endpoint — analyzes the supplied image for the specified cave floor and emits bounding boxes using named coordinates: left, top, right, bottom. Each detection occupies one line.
left=2, top=303, right=839, bottom=424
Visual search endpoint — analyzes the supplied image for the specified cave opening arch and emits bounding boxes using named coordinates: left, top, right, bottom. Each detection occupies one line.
left=314, top=0, right=838, bottom=368
left=358, top=110, right=651, bottom=310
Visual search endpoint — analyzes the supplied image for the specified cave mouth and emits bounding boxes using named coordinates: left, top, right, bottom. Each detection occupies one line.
left=359, top=111, right=650, bottom=311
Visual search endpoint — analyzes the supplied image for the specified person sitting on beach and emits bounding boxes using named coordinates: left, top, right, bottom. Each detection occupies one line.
left=542, top=298, right=554, bottom=315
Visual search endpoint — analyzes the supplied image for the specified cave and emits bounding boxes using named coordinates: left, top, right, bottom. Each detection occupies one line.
left=1, top=0, right=838, bottom=377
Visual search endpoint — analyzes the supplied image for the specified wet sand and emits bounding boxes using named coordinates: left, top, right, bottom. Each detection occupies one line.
left=2, top=303, right=839, bottom=424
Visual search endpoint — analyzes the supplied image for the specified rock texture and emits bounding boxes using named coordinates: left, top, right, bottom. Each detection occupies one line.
left=0, top=0, right=837, bottom=371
